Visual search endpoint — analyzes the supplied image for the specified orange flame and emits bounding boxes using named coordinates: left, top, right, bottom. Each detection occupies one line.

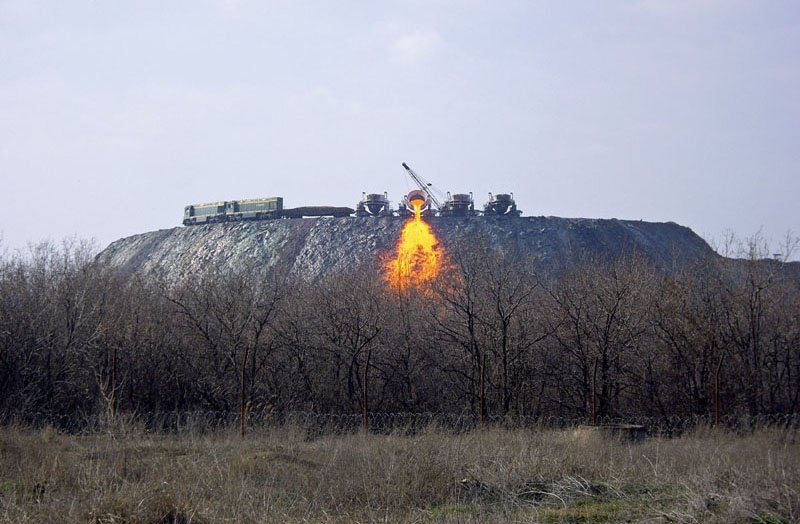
left=385, top=201, right=442, bottom=290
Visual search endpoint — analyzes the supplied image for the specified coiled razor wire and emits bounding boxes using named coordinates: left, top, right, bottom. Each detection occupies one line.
left=0, top=410, right=798, bottom=436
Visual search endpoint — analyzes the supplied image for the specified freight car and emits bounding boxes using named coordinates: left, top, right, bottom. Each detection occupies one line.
left=356, top=192, right=393, bottom=217
left=183, top=197, right=354, bottom=225
left=281, top=206, right=354, bottom=219
left=483, top=193, right=521, bottom=216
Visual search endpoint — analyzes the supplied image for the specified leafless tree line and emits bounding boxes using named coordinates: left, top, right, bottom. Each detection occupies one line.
left=0, top=236, right=798, bottom=430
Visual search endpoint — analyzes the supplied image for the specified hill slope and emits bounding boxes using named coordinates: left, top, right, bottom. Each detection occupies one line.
left=96, top=216, right=717, bottom=282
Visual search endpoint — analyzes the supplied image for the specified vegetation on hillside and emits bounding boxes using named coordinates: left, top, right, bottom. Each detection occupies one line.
left=0, top=235, right=797, bottom=426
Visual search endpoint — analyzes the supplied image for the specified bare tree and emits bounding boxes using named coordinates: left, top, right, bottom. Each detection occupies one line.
left=309, top=266, right=386, bottom=432
left=547, top=254, right=654, bottom=420
left=431, top=239, right=489, bottom=425
left=167, top=264, right=284, bottom=436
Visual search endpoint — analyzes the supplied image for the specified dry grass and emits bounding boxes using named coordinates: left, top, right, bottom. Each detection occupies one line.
left=0, top=423, right=797, bottom=523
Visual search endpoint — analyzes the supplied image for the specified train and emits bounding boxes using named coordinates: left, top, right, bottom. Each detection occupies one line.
left=182, top=197, right=354, bottom=226
left=183, top=191, right=520, bottom=226
left=183, top=162, right=522, bottom=226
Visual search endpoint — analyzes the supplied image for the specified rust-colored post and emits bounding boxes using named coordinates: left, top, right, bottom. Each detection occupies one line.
left=362, top=349, right=372, bottom=434
left=591, top=357, right=599, bottom=425
left=240, top=348, right=249, bottom=438
left=110, top=346, right=118, bottom=418
left=479, top=354, right=487, bottom=429
left=714, top=352, right=726, bottom=427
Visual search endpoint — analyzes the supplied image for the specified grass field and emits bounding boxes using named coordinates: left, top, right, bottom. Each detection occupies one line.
left=0, top=423, right=797, bottom=523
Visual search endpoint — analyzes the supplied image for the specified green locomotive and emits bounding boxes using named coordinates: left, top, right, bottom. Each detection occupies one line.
left=183, top=197, right=354, bottom=225
left=183, top=197, right=284, bottom=225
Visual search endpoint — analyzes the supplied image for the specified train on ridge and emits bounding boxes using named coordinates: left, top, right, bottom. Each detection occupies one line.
left=182, top=163, right=520, bottom=226
left=183, top=192, right=520, bottom=226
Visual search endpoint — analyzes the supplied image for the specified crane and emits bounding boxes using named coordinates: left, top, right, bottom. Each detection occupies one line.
left=401, top=162, right=444, bottom=211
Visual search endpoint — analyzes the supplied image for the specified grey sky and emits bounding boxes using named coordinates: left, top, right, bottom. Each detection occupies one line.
left=1, top=0, right=798, bottom=256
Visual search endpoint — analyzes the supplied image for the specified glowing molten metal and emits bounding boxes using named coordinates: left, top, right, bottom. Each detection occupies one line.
left=385, top=199, right=442, bottom=290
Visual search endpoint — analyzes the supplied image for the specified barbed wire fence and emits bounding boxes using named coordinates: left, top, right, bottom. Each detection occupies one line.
left=1, top=410, right=799, bottom=437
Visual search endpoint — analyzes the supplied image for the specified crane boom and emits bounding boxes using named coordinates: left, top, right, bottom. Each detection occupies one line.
left=401, top=162, right=443, bottom=210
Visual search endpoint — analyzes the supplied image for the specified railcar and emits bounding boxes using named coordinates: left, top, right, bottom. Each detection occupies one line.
left=183, top=197, right=355, bottom=225
left=183, top=197, right=283, bottom=225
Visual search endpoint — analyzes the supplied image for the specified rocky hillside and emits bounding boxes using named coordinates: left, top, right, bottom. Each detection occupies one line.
left=96, top=216, right=718, bottom=282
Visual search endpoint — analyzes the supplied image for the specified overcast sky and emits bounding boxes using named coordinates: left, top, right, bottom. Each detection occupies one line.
left=1, top=0, right=798, bottom=257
